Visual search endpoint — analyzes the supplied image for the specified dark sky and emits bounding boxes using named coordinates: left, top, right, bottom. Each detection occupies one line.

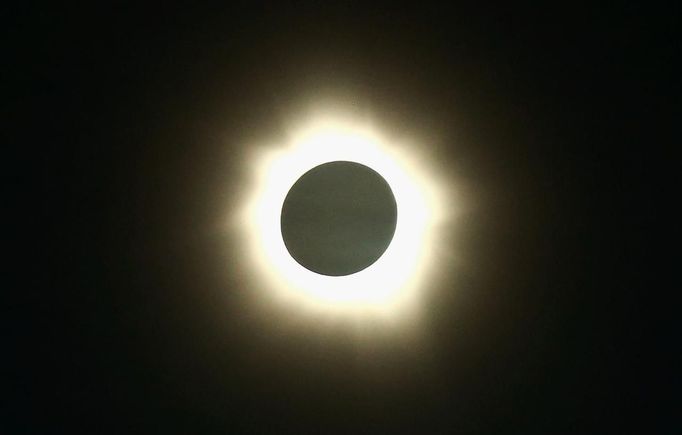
left=12, top=3, right=676, bottom=433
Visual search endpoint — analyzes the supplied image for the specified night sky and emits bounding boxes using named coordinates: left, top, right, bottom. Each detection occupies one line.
left=12, top=3, right=676, bottom=433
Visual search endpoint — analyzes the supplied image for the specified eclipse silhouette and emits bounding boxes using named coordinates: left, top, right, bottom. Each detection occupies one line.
left=281, top=161, right=398, bottom=276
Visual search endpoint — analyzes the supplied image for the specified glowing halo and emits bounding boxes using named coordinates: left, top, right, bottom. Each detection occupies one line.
left=237, top=116, right=449, bottom=317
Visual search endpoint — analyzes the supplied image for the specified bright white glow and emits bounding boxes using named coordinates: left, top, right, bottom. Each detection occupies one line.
left=237, top=116, right=449, bottom=317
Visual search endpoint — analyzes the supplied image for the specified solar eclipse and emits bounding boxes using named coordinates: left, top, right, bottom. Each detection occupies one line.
left=32, top=5, right=658, bottom=430
left=237, top=116, right=453, bottom=317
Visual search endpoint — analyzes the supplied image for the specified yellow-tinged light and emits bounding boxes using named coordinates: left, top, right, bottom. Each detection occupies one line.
left=237, top=116, right=449, bottom=318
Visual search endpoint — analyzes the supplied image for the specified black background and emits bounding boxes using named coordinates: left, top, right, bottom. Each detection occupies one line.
left=11, top=3, right=676, bottom=433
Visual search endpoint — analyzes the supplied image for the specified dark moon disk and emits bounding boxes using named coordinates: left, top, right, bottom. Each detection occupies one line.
left=280, top=161, right=398, bottom=276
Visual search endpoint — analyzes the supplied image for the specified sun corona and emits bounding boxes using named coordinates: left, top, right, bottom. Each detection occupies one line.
left=238, top=117, right=446, bottom=317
